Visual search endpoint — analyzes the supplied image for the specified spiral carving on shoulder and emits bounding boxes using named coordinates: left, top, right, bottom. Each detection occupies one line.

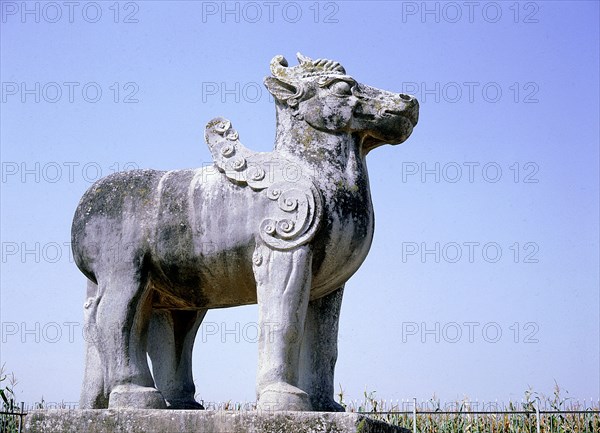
left=205, top=117, right=322, bottom=250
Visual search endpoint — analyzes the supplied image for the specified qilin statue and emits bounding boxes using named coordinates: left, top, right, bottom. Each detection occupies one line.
left=72, top=53, right=419, bottom=411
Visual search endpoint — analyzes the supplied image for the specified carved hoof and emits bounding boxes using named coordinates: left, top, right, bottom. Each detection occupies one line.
left=79, top=390, right=109, bottom=410
left=258, top=383, right=312, bottom=411
left=310, top=397, right=345, bottom=412
left=109, top=385, right=167, bottom=409
left=166, top=399, right=205, bottom=410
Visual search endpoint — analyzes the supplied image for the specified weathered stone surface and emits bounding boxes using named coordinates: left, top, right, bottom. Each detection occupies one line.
left=72, top=53, right=419, bottom=411
left=24, top=410, right=411, bottom=433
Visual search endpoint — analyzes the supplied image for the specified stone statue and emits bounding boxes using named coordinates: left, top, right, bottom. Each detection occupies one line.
left=72, top=53, right=419, bottom=411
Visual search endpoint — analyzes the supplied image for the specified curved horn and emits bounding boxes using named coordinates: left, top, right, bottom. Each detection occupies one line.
left=270, top=55, right=289, bottom=78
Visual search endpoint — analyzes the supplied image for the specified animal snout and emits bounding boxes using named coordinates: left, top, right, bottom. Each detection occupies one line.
left=399, top=93, right=418, bottom=108
left=386, top=94, right=419, bottom=126
left=400, top=94, right=419, bottom=126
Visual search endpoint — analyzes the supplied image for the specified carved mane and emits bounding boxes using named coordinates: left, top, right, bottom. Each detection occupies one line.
left=270, top=53, right=350, bottom=85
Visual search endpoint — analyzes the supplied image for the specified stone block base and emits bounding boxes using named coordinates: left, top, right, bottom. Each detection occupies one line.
left=24, top=409, right=410, bottom=433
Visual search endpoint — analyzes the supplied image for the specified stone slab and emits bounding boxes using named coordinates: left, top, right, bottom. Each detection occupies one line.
left=24, top=409, right=410, bottom=433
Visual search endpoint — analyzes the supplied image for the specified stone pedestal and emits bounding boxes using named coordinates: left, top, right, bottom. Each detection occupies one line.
left=24, top=409, right=410, bottom=433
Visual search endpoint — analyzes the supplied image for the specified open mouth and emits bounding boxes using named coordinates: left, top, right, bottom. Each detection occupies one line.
left=383, top=109, right=418, bottom=127
left=354, top=110, right=376, bottom=121
left=364, top=115, right=414, bottom=146
left=383, top=109, right=404, bottom=116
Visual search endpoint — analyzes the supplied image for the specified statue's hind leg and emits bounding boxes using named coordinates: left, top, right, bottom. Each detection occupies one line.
left=147, top=309, right=206, bottom=409
left=253, top=244, right=313, bottom=411
left=298, top=286, right=345, bottom=412
left=94, top=271, right=166, bottom=408
left=80, top=280, right=109, bottom=408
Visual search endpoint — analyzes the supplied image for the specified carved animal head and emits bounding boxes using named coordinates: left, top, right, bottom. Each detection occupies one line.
left=264, top=53, right=419, bottom=153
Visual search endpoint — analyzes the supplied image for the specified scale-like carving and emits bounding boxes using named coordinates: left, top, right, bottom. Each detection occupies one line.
left=206, top=117, right=322, bottom=250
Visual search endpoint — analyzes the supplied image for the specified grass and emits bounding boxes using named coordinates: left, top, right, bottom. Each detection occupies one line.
left=2, top=365, right=598, bottom=432
left=338, top=384, right=600, bottom=433
left=0, top=364, right=22, bottom=433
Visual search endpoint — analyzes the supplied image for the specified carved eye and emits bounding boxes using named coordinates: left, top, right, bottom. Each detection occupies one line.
left=330, top=81, right=352, bottom=96
left=351, top=85, right=366, bottom=100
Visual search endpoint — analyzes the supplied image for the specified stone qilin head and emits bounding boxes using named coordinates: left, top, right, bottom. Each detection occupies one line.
left=264, top=53, right=419, bottom=154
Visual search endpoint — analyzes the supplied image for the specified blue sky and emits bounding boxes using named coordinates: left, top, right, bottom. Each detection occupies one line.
left=1, top=1, right=599, bottom=407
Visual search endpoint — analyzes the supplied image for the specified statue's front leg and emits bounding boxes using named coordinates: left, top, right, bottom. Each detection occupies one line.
left=253, top=244, right=313, bottom=411
left=299, top=286, right=345, bottom=412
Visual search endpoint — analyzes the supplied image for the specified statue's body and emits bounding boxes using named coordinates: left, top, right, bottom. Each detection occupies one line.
left=72, top=53, right=419, bottom=411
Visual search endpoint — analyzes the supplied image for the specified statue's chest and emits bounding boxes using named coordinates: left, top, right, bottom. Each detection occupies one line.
left=328, top=179, right=373, bottom=244
left=309, top=176, right=374, bottom=291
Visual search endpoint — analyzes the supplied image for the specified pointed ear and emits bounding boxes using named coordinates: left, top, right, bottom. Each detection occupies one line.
left=264, top=76, right=297, bottom=102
